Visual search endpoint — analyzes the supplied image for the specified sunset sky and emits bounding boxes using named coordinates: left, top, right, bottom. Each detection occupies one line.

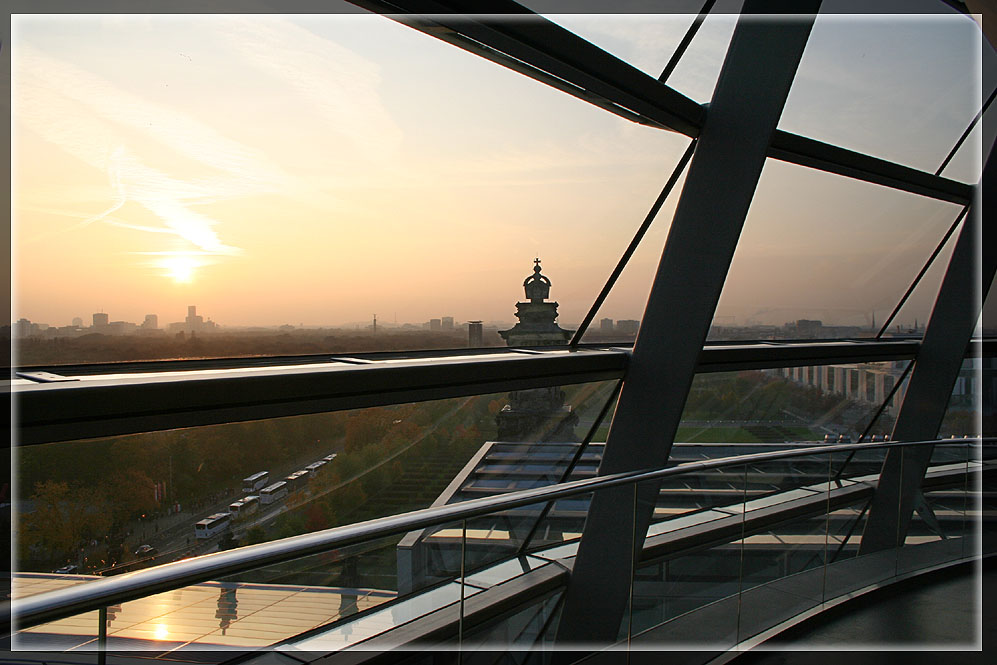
left=11, top=12, right=983, bottom=330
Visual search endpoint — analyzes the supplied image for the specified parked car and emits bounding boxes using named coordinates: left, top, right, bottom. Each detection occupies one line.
left=134, top=544, right=158, bottom=557
left=52, top=565, right=78, bottom=574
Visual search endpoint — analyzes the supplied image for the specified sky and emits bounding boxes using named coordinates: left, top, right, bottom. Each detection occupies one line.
left=10, top=12, right=984, bottom=330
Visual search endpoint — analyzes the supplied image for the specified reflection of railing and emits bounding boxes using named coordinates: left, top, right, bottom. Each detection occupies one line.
left=8, top=436, right=988, bottom=639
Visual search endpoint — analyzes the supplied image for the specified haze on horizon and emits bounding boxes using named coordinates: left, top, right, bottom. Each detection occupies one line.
left=11, top=11, right=983, bottom=331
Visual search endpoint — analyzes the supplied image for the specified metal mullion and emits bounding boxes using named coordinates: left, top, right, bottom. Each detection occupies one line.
left=768, top=130, right=974, bottom=205
left=12, top=350, right=628, bottom=446
left=11, top=340, right=929, bottom=447
left=860, top=154, right=995, bottom=555
left=553, top=4, right=820, bottom=647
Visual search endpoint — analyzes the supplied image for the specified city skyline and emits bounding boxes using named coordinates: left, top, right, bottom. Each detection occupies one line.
left=11, top=13, right=982, bottom=329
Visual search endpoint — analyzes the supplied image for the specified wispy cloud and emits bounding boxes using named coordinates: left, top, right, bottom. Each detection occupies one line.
left=13, top=44, right=291, bottom=259
left=214, top=17, right=403, bottom=166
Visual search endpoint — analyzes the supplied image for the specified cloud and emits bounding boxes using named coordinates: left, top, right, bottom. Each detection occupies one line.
left=214, top=17, right=403, bottom=166
left=13, top=44, right=288, bottom=256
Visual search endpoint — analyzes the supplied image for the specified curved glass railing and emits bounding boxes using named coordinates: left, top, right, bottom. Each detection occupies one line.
left=8, top=437, right=990, bottom=654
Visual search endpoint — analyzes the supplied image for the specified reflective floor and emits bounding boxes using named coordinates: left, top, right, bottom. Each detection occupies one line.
left=12, top=573, right=395, bottom=652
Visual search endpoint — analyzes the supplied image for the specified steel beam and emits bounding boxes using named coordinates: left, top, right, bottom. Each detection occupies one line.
left=553, top=4, right=819, bottom=647
left=9, top=340, right=923, bottom=447
left=859, top=154, right=993, bottom=554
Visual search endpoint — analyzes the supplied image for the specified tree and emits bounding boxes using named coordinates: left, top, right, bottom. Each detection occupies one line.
left=245, top=526, right=268, bottom=546
left=21, top=481, right=111, bottom=565
left=101, top=468, right=158, bottom=527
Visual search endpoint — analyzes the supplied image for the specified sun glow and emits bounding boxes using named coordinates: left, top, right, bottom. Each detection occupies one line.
left=154, top=623, right=169, bottom=640
left=159, top=255, right=201, bottom=284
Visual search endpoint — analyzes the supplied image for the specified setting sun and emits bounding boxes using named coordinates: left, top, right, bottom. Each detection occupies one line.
left=160, top=255, right=200, bottom=284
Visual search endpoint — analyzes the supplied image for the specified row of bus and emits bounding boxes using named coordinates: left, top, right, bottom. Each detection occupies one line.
left=194, top=453, right=338, bottom=539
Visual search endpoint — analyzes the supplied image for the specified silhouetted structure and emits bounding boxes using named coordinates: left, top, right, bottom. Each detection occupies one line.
left=496, top=259, right=577, bottom=442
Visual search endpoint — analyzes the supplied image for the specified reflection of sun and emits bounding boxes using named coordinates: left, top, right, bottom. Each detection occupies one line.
left=160, top=256, right=199, bottom=284
left=154, top=623, right=169, bottom=640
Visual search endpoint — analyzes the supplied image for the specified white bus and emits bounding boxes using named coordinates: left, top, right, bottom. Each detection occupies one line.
left=229, top=495, right=259, bottom=519
left=305, top=461, right=326, bottom=477
left=284, top=470, right=309, bottom=494
left=260, top=481, right=288, bottom=505
left=194, top=513, right=232, bottom=539
left=322, top=454, right=337, bottom=463
left=242, top=471, right=269, bottom=494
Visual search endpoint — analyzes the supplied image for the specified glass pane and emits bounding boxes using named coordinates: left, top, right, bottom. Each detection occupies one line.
left=780, top=14, right=981, bottom=176
left=677, top=362, right=911, bottom=453
left=11, top=13, right=686, bottom=365
left=713, top=159, right=964, bottom=337
left=575, top=163, right=687, bottom=346
left=937, top=115, right=986, bottom=184
left=17, top=385, right=588, bottom=575
left=735, top=454, right=830, bottom=643
left=627, top=476, right=740, bottom=649
left=886, top=209, right=968, bottom=341
left=938, top=356, right=986, bottom=439
left=429, top=380, right=618, bottom=559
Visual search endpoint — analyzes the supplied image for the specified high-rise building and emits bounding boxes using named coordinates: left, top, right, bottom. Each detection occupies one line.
left=429, top=318, right=442, bottom=331
left=600, top=317, right=614, bottom=333
left=142, top=314, right=158, bottom=330
left=441, top=316, right=454, bottom=331
left=467, top=321, right=483, bottom=347
left=92, top=312, right=109, bottom=328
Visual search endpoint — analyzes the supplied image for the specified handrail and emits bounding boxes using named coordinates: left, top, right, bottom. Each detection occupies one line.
left=7, top=436, right=987, bottom=633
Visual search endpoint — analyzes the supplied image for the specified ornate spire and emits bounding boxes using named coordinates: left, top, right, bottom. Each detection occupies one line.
left=523, top=257, right=552, bottom=303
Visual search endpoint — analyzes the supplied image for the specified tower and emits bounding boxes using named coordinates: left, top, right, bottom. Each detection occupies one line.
left=497, top=258, right=574, bottom=347
left=495, top=259, right=577, bottom=442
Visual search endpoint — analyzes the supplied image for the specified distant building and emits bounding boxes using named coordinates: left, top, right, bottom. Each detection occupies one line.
left=600, top=318, right=614, bottom=333
left=71, top=317, right=83, bottom=328
left=791, top=319, right=823, bottom=338
left=182, top=305, right=217, bottom=334
left=142, top=314, right=158, bottom=329
left=107, top=321, right=137, bottom=335
left=468, top=321, right=483, bottom=347
left=429, top=318, right=442, bottom=331
left=616, top=319, right=639, bottom=336
left=441, top=316, right=454, bottom=331
left=14, top=318, right=35, bottom=338
left=92, top=312, right=109, bottom=328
